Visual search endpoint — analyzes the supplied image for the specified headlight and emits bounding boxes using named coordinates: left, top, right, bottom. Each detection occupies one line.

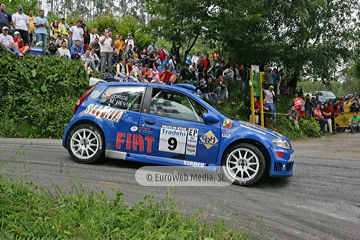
left=272, top=138, right=291, bottom=150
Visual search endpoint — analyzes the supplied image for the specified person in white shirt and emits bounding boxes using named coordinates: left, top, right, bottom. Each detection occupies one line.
left=191, top=52, right=200, bottom=67
left=69, top=20, right=84, bottom=47
left=125, top=33, right=135, bottom=51
left=263, top=86, right=277, bottom=120
left=89, top=28, right=99, bottom=44
left=99, top=29, right=113, bottom=73
left=12, top=5, right=30, bottom=46
left=223, top=66, right=234, bottom=81
left=90, top=48, right=100, bottom=70
left=56, top=40, right=71, bottom=60
left=129, top=61, right=142, bottom=82
left=0, top=26, right=22, bottom=55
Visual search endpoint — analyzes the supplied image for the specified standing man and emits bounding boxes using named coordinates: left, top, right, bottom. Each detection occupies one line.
left=12, top=5, right=30, bottom=46
left=34, top=10, right=49, bottom=51
left=0, top=3, right=13, bottom=31
left=99, top=29, right=113, bottom=73
left=263, top=86, right=277, bottom=121
left=28, top=9, right=35, bottom=44
left=59, top=17, right=70, bottom=48
left=69, top=20, right=84, bottom=47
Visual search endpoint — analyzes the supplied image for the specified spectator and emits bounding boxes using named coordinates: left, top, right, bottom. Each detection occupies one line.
left=262, top=98, right=270, bottom=126
left=249, top=97, right=260, bottom=124
left=197, top=59, right=204, bottom=79
left=69, top=20, right=84, bottom=47
left=120, top=44, right=129, bottom=60
left=139, top=48, right=150, bottom=66
left=28, top=9, right=35, bottom=44
left=321, top=103, right=333, bottom=133
left=180, top=64, right=193, bottom=84
left=34, top=10, right=49, bottom=51
left=343, top=98, right=351, bottom=112
left=0, top=26, right=22, bottom=56
left=350, top=98, right=359, bottom=113
left=158, top=45, right=166, bottom=62
left=147, top=40, right=158, bottom=51
left=141, top=64, right=153, bottom=82
left=287, top=105, right=300, bottom=129
left=313, top=104, right=328, bottom=131
left=0, top=3, right=13, bottom=32
left=201, top=54, right=210, bottom=73
left=114, top=35, right=124, bottom=57
left=56, top=40, right=71, bottom=60
left=83, top=26, right=90, bottom=52
left=162, top=55, right=170, bottom=69
left=89, top=48, right=100, bottom=70
left=263, top=86, right=276, bottom=121
left=150, top=62, right=162, bottom=83
left=223, top=66, right=234, bottom=82
left=89, top=37, right=100, bottom=57
left=287, top=74, right=297, bottom=97
left=13, top=31, right=29, bottom=54
left=169, top=55, right=179, bottom=75
left=125, top=33, right=135, bottom=51
left=159, top=66, right=176, bottom=85
left=191, top=52, right=200, bottom=67
left=347, top=112, right=360, bottom=134
left=292, top=93, right=305, bottom=118
left=214, top=75, right=228, bottom=100
left=55, top=34, right=67, bottom=48
left=303, top=94, right=313, bottom=118
left=70, top=40, right=83, bottom=59
left=81, top=49, right=96, bottom=74
left=115, top=58, right=136, bottom=82
left=129, top=61, right=142, bottom=82
left=50, top=20, right=60, bottom=37
left=59, top=18, right=70, bottom=47
left=313, top=95, right=320, bottom=107
left=44, top=36, right=57, bottom=56
left=99, top=29, right=113, bottom=73
left=12, top=5, right=30, bottom=47
left=333, top=99, right=344, bottom=116
left=264, top=67, right=273, bottom=90
left=89, top=28, right=99, bottom=44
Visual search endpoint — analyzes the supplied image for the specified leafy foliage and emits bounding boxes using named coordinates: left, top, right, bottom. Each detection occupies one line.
left=0, top=51, right=89, bottom=138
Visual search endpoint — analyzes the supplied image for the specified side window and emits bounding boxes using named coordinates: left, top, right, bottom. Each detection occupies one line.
left=150, top=88, right=207, bottom=122
left=100, top=86, right=145, bottom=112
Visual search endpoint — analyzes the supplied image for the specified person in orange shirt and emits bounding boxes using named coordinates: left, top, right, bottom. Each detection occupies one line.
left=28, top=9, right=35, bottom=44
left=292, top=93, right=305, bottom=118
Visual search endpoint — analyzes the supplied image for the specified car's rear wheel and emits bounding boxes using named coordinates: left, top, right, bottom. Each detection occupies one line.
left=222, top=143, right=265, bottom=186
left=67, top=124, right=104, bottom=164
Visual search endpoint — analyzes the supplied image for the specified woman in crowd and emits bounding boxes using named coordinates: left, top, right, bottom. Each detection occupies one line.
left=13, top=31, right=29, bottom=54
left=83, top=26, right=90, bottom=52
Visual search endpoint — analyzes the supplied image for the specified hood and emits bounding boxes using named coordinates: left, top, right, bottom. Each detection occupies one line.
left=237, top=120, right=287, bottom=139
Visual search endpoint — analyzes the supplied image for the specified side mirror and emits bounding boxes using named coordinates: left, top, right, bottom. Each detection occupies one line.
left=203, top=112, right=219, bottom=124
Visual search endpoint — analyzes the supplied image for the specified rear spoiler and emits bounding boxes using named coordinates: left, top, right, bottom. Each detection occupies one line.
left=89, top=77, right=107, bottom=86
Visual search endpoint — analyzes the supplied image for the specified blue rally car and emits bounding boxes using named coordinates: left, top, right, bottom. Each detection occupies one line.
left=62, top=79, right=294, bottom=186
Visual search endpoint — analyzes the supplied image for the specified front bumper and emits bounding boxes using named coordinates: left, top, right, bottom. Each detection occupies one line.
left=268, top=147, right=294, bottom=177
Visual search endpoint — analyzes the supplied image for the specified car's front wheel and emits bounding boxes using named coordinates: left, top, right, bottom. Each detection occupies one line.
left=66, top=124, right=104, bottom=164
left=222, top=143, right=265, bottom=186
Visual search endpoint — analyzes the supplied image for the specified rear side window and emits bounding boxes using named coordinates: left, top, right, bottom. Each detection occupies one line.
left=100, top=86, right=145, bottom=112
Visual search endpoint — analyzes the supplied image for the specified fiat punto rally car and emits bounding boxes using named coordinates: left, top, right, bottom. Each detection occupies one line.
left=62, top=80, right=294, bottom=186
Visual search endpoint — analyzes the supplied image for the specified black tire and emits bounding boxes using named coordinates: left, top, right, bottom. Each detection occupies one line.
left=66, top=124, right=104, bottom=164
left=221, top=143, right=265, bottom=186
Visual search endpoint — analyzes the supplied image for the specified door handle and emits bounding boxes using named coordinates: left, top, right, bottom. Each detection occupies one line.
left=145, top=119, right=156, bottom=125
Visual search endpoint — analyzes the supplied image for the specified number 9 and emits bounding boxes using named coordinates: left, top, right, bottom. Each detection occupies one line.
left=168, top=137, right=177, bottom=151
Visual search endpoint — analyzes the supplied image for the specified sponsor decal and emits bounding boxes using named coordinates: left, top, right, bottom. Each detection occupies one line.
left=130, top=126, right=138, bottom=132
left=223, top=119, right=233, bottom=129
left=200, top=130, right=218, bottom=149
left=221, top=133, right=230, bottom=138
left=109, top=93, right=130, bottom=108
left=116, top=133, right=154, bottom=153
left=186, top=128, right=198, bottom=156
left=91, top=91, right=100, bottom=98
left=183, top=160, right=205, bottom=168
left=159, top=125, right=188, bottom=154
left=82, top=104, right=126, bottom=123
left=138, top=126, right=154, bottom=134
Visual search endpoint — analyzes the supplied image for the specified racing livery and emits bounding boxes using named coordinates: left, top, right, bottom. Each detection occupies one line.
left=62, top=80, right=294, bottom=186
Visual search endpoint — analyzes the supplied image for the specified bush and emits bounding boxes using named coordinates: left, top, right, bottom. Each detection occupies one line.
left=0, top=50, right=89, bottom=138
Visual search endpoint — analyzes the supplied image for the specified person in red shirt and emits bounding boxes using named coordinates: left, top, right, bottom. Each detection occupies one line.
left=313, top=104, right=328, bottom=131
left=158, top=46, right=166, bottom=62
left=158, top=66, right=176, bottom=85
left=321, top=102, right=333, bottom=133
left=292, top=93, right=305, bottom=118
left=13, top=31, right=29, bottom=54
left=201, top=54, right=210, bottom=72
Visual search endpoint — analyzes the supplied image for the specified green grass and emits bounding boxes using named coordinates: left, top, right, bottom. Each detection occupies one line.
left=0, top=148, right=251, bottom=240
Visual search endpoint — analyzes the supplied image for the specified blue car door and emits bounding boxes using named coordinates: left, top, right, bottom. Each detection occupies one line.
left=137, top=87, right=221, bottom=166
left=97, top=85, right=145, bottom=156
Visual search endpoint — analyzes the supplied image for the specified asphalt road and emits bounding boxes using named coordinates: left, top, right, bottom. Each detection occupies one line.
left=1, top=133, right=359, bottom=240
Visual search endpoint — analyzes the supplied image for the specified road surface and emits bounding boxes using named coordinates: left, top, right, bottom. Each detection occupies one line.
left=1, top=133, right=359, bottom=240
